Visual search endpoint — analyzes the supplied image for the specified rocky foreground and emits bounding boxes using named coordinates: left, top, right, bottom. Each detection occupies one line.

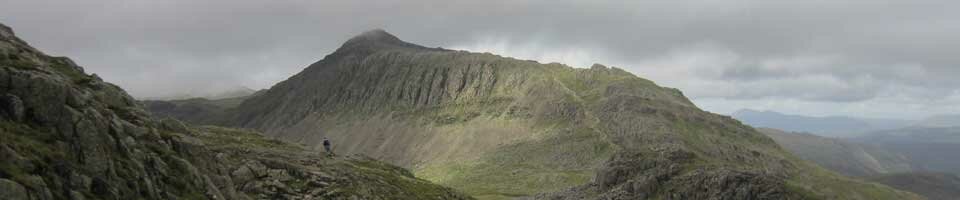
left=0, top=22, right=470, bottom=200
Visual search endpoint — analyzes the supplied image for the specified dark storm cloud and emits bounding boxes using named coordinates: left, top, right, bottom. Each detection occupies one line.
left=0, top=0, right=957, bottom=118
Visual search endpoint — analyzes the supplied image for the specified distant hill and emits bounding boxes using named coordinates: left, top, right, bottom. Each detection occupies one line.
left=759, top=125, right=960, bottom=176
left=141, top=86, right=259, bottom=101
left=913, top=115, right=960, bottom=128
left=141, top=90, right=264, bottom=125
left=760, top=127, right=960, bottom=200
left=867, top=172, right=960, bottom=200
left=732, top=109, right=913, bottom=138
left=854, top=126, right=960, bottom=175
left=757, top=128, right=913, bottom=177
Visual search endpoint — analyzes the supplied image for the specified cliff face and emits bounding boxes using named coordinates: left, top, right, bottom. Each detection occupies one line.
left=215, top=30, right=922, bottom=199
left=0, top=23, right=469, bottom=200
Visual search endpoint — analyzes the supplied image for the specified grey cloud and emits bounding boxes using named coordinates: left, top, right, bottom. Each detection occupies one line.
left=0, top=0, right=957, bottom=118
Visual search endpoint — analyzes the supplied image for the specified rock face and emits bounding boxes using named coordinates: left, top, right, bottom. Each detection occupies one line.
left=199, top=29, right=923, bottom=199
left=0, top=22, right=469, bottom=200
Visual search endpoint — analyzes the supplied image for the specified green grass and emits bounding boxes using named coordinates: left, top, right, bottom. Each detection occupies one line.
left=0, top=121, right=100, bottom=200
left=0, top=121, right=65, bottom=184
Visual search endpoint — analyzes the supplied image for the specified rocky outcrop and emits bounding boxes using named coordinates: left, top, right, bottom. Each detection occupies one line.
left=0, top=94, right=24, bottom=121
left=0, top=22, right=469, bottom=200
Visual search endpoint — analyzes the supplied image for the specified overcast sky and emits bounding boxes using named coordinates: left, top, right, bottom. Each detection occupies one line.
left=1, top=0, right=958, bottom=120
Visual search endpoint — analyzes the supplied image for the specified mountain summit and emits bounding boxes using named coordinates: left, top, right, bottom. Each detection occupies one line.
left=333, top=29, right=438, bottom=56
left=345, top=29, right=404, bottom=45
left=203, top=29, right=923, bottom=199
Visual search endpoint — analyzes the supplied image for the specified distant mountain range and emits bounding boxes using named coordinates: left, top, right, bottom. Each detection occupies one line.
left=867, top=172, right=960, bottom=200
left=140, top=86, right=259, bottom=101
left=914, top=115, right=960, bottom=128
left=757, top=128, right=913, bottom=177
left=140, top=90, right=264, bottom=125
left=760, top=127, right=960, bottom=200
left=741, top=109, right=960, bottom=200
left=732, top=109, right=915, bottom=137
left=852, top=126, right=960, bottom=175
left=745, top=110, right=960, bottom=176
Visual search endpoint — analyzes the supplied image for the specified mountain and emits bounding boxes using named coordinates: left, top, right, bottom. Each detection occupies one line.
left=757, top=128, right=913, bottom=177
left=177, top=29, right=921, bottom=199
left=0, top=23, right=468, bottom=199
left=732, top=109, right=913, bottom=138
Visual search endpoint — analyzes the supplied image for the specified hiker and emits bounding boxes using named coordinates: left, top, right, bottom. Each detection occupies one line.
left=322, top=137, right=332, bottom=156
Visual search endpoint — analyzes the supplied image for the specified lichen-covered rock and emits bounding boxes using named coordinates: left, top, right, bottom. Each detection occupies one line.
left=0, top=94, right=24, bottom=121
left=0, top=178, right=28, bottom=200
